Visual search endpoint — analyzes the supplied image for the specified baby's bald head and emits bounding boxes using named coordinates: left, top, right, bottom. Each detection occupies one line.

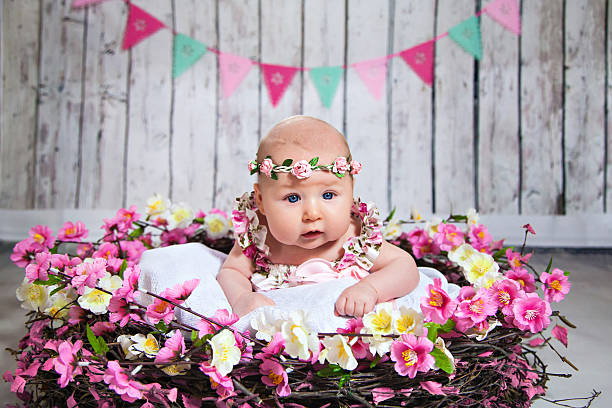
left=257, top=116, right=350, bottom=165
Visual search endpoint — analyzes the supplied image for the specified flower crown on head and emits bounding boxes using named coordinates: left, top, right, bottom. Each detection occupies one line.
left=249, top=156, right=362, bottom=180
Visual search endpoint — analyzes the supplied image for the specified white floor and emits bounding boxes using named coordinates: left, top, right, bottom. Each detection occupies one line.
left=0, top=245, right=609, bottom=406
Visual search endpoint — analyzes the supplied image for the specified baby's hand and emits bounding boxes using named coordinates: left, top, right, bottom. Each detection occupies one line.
left=233, top=292, right=276, bottom=317
left=335, top=281, right=378, bottom=318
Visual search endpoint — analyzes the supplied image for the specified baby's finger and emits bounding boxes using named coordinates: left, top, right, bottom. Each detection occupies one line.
left=354, top=302, right=365, bottom=318
left=344, top=300, right=355, bottom=317
left=335, top=296, right=346, bottom=316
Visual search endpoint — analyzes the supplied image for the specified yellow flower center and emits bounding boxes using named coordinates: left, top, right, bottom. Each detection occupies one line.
left=429, top=290, right=443, bottom=307
left=173, top=209, right=189, bottom=223
left=144, top=336, right=160, bottom=354
left=469, top=299, right=484, bottom=314
left=66, top=227, right=75, bottom=235
left=154, top=301, right=169, bottom=313
left=210, top=378, right=219, bottom=388
left=402, top=349, right=418, bottom=367
left=549, top=280, right=562, bottom=291
left=33, top=233, right=45, bottom=243
left=511, top=258, right=521, bottom=268
left=371, top=311, right=392, bottom=332
left=524, top=309, right=538, bottom=321
left=90, top=289, right=106, bottom=303
left=396, top=315, right=415, bottom=333
left=477, top=231, right=485, bottom=240
left=27, top=286, right=44, bottom=302
left=498, top=290, right=511, bottom=305
left=268, top=371, right=284, bottom=385
left=517, top=279, right=525, bottom=288
left=207, top=219, right=225, bottom=234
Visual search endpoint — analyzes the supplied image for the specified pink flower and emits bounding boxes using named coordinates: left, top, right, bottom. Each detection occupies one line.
left=332, top=157, right=349, bottom=175
left=57, top=221, right=88, bottom=241
left=71, top=258, right=107, bottom=295
left=146, top=299, right=175, bottom=325
left=390, top=333, right=435, bottom=378
left=108, top=296, right=142, bottom=327
left=511, top=293, right=551, bottom=333
left=338, top=318, right=369, bottom=359
left=155, top=330, right=186, bottom=363
left=540, top=268, right=570, bottom=303
left=467, top=224, right=492, bottom=252
left=232, top=210, right=249, bottom=234
left=91, top=321, right=115, bottom=336
left=29, top=225, right=55, bottom=248
left=199, top=363, right=235, bottom=399
left=260, top=158, right=274, bottom=177
left=454, top=288, right=498, bottom=328
left=420, top=278, right=458, bottom=324
left=68, top=305, right=86, bottom=325
left=119, top=240, right=146, bottom=263
left=54, top=340, right=83, bottom=388
left=433, top=223, right=464, bottom=252
left=505, top=248, right=532, bottom=270
left=291, top=160, right=312, bottom=179
left=248, top=160, right=258, bottom=172
left=260, top=358, right=291, bottom=396
left=76, top=243, right=94, bottom=258
left=25, top=251, right=52, bottom=282
left=117, top=205, right=140, bottom=230
left=160, top=228, right=188, bottom=246
left=93, top=242, right=119, bottom=260
left=350, top=160, right=362, bottom=175
left=407, top=228, right=440, bottom=259
left=103, top=361, right=144, bottom=402
left=522, top=223, right=536, bottom=235
left=50, top=253, right=82, bottom=274
left=505, top=267, right=536, bottom=293
left=11, top=238, right=45, bottom=267
left=114, top=265, right=141, bottom=303
left=161, top=278, right=200, bottom=304
left=487, top=278, right=525, bottom=315
left=197, top=309, right=239, bottom=336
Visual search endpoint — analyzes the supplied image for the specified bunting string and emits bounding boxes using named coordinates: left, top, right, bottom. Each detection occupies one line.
left=73, top=0, right=521, bottom=108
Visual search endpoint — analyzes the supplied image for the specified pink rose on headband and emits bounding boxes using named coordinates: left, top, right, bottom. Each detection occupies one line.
left=333, top=157, right=349, bottom=175
left=259, top=158, right=274, bottom=177
left=350, top=160, right=362, bottom=175
left=248, top=160, right=257, bottom=172
left=291, top=160, right=312, bottom=179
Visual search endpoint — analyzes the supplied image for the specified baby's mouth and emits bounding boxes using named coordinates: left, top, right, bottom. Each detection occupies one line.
left=301, top=231, right=322, bottom=239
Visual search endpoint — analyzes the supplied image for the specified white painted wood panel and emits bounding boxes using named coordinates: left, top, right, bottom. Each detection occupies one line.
left=79, top=2, right=128, bottom=209
left=390, top=0, right=435, bottom=215
left=520, top=0, right=563, bottom=215
left=608, top=0, right=612, bottom=213
left=564, top=0, right=606, bottom=214
left=125, top=0, right=173, bottom=207
left=0, top=0, right=40, bottom=209
left=434, top=0, right=476, bottom=214
left=171, top=0, right=217, bottom=210
left=259, top=0, right=303, bottom=135
left=478, top=4, right=519, bottom=214
left=346, top=0, right=390, bottom=212
left=215, top=0, right=260, bottom=211
left=302, top=0, right=345, bottom=131
left=35, top=1, right=85, bottom=208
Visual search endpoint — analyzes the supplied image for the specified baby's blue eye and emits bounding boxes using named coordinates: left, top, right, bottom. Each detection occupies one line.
left=322, top=192, right=334, bottom=200
left=286, top=194, right=300, bottom=203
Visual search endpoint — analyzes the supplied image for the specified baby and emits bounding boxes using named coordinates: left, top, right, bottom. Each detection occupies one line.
left=217, top=115, right=420, bottom=319
left=139, top=116, right=457, bottom=332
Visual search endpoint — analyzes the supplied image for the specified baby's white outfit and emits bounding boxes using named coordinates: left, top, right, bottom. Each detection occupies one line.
left=138, top=193, right=459, bottom=333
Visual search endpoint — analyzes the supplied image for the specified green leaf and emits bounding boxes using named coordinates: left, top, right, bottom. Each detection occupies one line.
left=452, top=215, right=467, bottom=221
left=128, top=226, right=144, bottom=239
left=271, top=173, right=278, bottom=180
left=338, top=373, right=351, bottom=388
left=335, top=173, right=345, bottom=178
left=281, top=159, right=293, bottom=167
left=316, top=364, right=346, bottom=378
left=384, top=207, right=397, bottom=223
left=424, top=322, right=440, bottom=343
left=86, top=324, right=102, bottom=354
left=430, top=348, right=454, bottom=374
left=309, top=157, right=319, bottom=166
left=98, top=336, right=109, bottom=354
left=191, top=330, right=199, bottom=343
left=193, top=217, right=204, bottom=224
left=369, top=354, right=381, bottom=368
left=49, top=285, right=66, bottom=297
left=155, top=321, right=170, bottom=334
left=439, top=319, right=456, bottom=333
left=118, top=259, right=128, bottom=280
left=564, top=270, right=570, bottom=276
left=34, top=275, right=62, bottom=286
left=250, top=168, right=258, bottom=175
left=545, top=257, right=554, bottom=273
left=492, top=247, right=507, bottom=260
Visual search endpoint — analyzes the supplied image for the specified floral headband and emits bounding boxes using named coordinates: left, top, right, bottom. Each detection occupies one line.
left=248, top=156, right=362, bottom=180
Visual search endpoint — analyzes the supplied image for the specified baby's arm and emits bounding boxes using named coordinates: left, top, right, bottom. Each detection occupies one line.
left=217, top=243, right=275, bottom=317
left=335, top=240, right=419, bottom=318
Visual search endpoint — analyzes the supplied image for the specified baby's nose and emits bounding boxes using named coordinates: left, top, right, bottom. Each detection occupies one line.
left=302, top=199, right=322, bottom=221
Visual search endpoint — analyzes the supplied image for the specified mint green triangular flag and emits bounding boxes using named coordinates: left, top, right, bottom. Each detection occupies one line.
left=173, top=33, right=208, bottom=78
left=448, top=16, right=482, bottom=60
left=309, top=66, right=343, bottom=108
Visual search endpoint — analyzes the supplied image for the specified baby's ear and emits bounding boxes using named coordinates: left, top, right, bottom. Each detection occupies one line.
left=253, top=183, right=265, bottom=215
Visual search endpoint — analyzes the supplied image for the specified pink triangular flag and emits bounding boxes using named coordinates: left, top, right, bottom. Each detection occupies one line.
left=218, top=52, right=254, bottom=98
left=352, top=57, right=388, bottom=100
left=122, top=3, right=166, bottom=50
left=484, top=0, right=521, bottom=35
left=261, top=64, right=299, bottom=107
left=399, top=40, right=435, bottom=86
left=72, top=0, right=110, bottom=7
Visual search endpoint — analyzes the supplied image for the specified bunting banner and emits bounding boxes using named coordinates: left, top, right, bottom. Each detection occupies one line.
left=218, top=52, right=254, bottom=99
left=399, top=40, right=435, bottom=86
left=448, top=16, right=482, bottom=60
left=261, top=64, right=300, bottom=107
left=122, top=3, right=166, bottom=50
left=87, top=0, right=520, bottom=106
left=173, top=33, right=208, bottom=78
left=309, top=66, right=343, bottom=108
left=484, top=0, right=521, bottom=35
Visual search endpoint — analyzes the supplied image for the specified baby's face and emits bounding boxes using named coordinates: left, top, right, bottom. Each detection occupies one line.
left=255, top=166, right=354, bottom=251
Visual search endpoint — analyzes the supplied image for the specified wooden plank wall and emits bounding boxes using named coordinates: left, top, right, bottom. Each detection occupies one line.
left=1, top=0, right=610, bottom=218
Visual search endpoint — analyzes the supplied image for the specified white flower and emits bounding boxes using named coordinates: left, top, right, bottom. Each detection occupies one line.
left=209, top=329, right=241, bottom=377
left=250, top=309, right=282, bottom=342
left=393, top=306, right=425, bottom=336
left=280, top=310, right=319, bottom=360
left=410, top=206, right=423, bottom=221
left=432, top=337, right=455, bottom=372
left=145, top=193, right=170, bottom=217
left=129, top=333, right=160, bottom=358
left=117, top=335, right=140, bottom=360
left=44, top=288, right=76, bottom=329
left=15, top=278, right=49, bottom=311
left=77, top=272, right=122, bottom=315
left=466, top=208, right=479, bottom=227
left=167, top=202, right=194, bottom=229
left=362, top=302, right=395, bottom=356
left=475, top=270, right=503, bottom=290
left=467, top=319, right=502, bottom=341
left=204, top=213, right=230, bottom=239
left=448, top=243, right=478, bottom=268
left=461, top=252, right=499, bottom=287
left=321, top=335, right=358, bottom=370
left=425, top=216, right=443, bottom=237
left=161, top=364, right=190, bottom=376
left=383, top=220, right=402, bottom=240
